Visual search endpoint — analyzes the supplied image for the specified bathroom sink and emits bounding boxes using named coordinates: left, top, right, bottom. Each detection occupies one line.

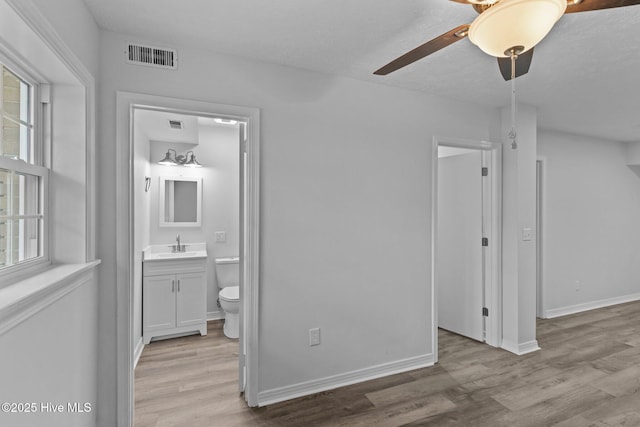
left=143, top=243, right=207, bottom=261
left=156, top=251, right=200, bottom=258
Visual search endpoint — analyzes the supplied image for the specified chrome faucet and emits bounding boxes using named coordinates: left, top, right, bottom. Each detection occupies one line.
left=173, top=234, right=185, bottom=253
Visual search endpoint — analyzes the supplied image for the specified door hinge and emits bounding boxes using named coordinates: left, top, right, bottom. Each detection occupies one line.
left=482, top=307, right=489, bottom=317
left=482, top=167, right=488, bottom=177
left=482, top=237, right=489, bottom=247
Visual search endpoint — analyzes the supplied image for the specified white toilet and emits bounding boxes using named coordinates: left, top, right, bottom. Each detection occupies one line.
left=216, top=257, right=240, bottom=339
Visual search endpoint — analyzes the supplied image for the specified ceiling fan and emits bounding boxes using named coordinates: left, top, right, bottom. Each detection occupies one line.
left=374, top=0, right=640, bottom=81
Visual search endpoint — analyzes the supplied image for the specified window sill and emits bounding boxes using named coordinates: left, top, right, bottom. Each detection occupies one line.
left=0, top=260, right=101, bottom=335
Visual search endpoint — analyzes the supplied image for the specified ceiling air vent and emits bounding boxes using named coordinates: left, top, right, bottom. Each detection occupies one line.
left=168, top=119, right=183, bottom=130
left=126, top=43, right=177, bottom=70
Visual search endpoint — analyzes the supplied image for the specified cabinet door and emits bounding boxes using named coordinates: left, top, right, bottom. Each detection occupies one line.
left=143, top=274, right=177, bottom=331
left=176, top=272, right=206, bottom=327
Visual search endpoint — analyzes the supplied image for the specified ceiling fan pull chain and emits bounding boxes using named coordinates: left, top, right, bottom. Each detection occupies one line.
left=508, top=51, right=518, bottom=149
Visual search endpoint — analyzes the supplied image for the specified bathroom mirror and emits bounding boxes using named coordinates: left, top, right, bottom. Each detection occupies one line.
left=159, top=176, right=202, bottom=227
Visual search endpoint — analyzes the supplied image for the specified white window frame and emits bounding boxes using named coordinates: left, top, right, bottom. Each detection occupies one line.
left=0, top=60, right=50, bottom=284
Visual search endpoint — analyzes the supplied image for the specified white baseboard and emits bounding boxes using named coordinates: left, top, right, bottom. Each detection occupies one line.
left=545, top=292, right=640, bottom=319
left=133, top=337, right=144, bottom=369
left=207, top=310, right=224, bottom=321
left=502, top=339, right=540, bottom=356
left=256, top=353, right=434, bottom=407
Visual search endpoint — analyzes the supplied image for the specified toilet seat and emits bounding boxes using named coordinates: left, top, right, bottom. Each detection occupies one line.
left=219, top=286, right=239, bottom=302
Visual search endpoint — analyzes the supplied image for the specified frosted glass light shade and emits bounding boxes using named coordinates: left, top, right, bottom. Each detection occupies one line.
left=468, top=0, right=566, bottom=58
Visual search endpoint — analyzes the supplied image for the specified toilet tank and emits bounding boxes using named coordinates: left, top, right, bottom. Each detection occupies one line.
left=215, top=257, right=239, bottom=288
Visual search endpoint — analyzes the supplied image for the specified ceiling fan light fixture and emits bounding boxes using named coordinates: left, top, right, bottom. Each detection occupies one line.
left=468, top=0, right=566, bottom=58
left=468, top=0, right=499, bottom=4
left=454, top=27, right=470, bottom=38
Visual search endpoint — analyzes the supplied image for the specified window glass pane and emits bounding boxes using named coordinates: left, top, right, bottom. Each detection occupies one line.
left=2, top=66, right=32, bottom=163
left=2, top=117, right=30, bottom=161
left=2, top=67, right=30, bottom=123
left=13, top=172, right=39, bottom=216
left=0, top=218, right=6, bottom=268
left=0, top=169, right=7, bottom=217
left=0, top=168, right=42, bottom=269
left=0, top=169, right=8, bottom=267
left=0, top=218, right=41, bottom=267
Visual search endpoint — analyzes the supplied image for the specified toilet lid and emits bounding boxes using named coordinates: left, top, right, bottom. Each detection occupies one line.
left=219, top=286, right=239, bottom=301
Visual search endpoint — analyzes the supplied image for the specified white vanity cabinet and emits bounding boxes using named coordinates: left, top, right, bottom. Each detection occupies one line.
left=143, top=257, right=207, bottom=344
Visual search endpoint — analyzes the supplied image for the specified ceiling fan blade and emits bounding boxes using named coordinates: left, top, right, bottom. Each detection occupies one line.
left=497, top=48, right=534, bottom=81
left=565, top=0, right=640, bottom=13
left=374, top=24, right=470, bottom=75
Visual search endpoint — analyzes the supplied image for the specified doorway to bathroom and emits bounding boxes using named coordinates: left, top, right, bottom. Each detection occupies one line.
left=431, top=136, right=502, bottom=362
left=115, top=92, right=260, bottom=425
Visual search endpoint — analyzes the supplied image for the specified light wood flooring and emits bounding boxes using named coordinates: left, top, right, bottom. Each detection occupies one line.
left=135, top=301, right=640, bottom=426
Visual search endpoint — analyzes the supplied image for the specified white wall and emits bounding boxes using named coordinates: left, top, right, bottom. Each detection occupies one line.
left=538, top=130, right=640, bottom=315
left=147, top=123, right=240, bottom=316
left=50, top=84, right=89, bottom=264
left=497, top=104, right=538, bottom=354
left=627, top=142, right=640, bottom=178
left=0, top=280, right=98, bottom=427
left=29, top=0, right=100, bottom=77
left=627, top=142, right=640, bottom=165
left=98, top=28, right=496, bottom=407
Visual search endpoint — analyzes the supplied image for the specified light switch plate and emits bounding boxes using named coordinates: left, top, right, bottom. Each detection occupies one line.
left=522, top=228, right=533, bottom=241
left=309, top=328, right=321, bottom=346
left=215, top=231, right=226, bottom=243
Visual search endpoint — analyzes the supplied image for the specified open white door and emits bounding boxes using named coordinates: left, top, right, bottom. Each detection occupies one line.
left=238, top=123, right=247, bottom=392
left=437, top=150, right=484, bottom=342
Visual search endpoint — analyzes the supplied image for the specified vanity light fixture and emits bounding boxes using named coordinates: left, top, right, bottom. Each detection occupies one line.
left=158, top=148, right=179, bottom=166
left=183, top=151, right=202, bottom=168
left=157, top=148, right=204, bottom=167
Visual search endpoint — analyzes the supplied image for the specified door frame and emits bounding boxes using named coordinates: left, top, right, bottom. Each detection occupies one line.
left=115, top=92, right=261, bottom=426
left=431, top=136, right=502, bottom=362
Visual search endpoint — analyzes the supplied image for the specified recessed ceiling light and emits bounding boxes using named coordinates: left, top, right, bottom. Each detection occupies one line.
left=214, top=118, right=238, bottom=125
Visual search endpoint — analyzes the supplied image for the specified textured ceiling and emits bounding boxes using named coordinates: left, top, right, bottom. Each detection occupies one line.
left=84, top=0, right=640, bottom=142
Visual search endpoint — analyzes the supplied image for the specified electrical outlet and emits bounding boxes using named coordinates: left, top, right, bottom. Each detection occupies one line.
left=575, top=280, right=581, bottom=291
left=522, top=228, right=533, bottom=241
left=215, top=231, right=226, bottom=243
left=309, top=328, right=321, bottom=346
